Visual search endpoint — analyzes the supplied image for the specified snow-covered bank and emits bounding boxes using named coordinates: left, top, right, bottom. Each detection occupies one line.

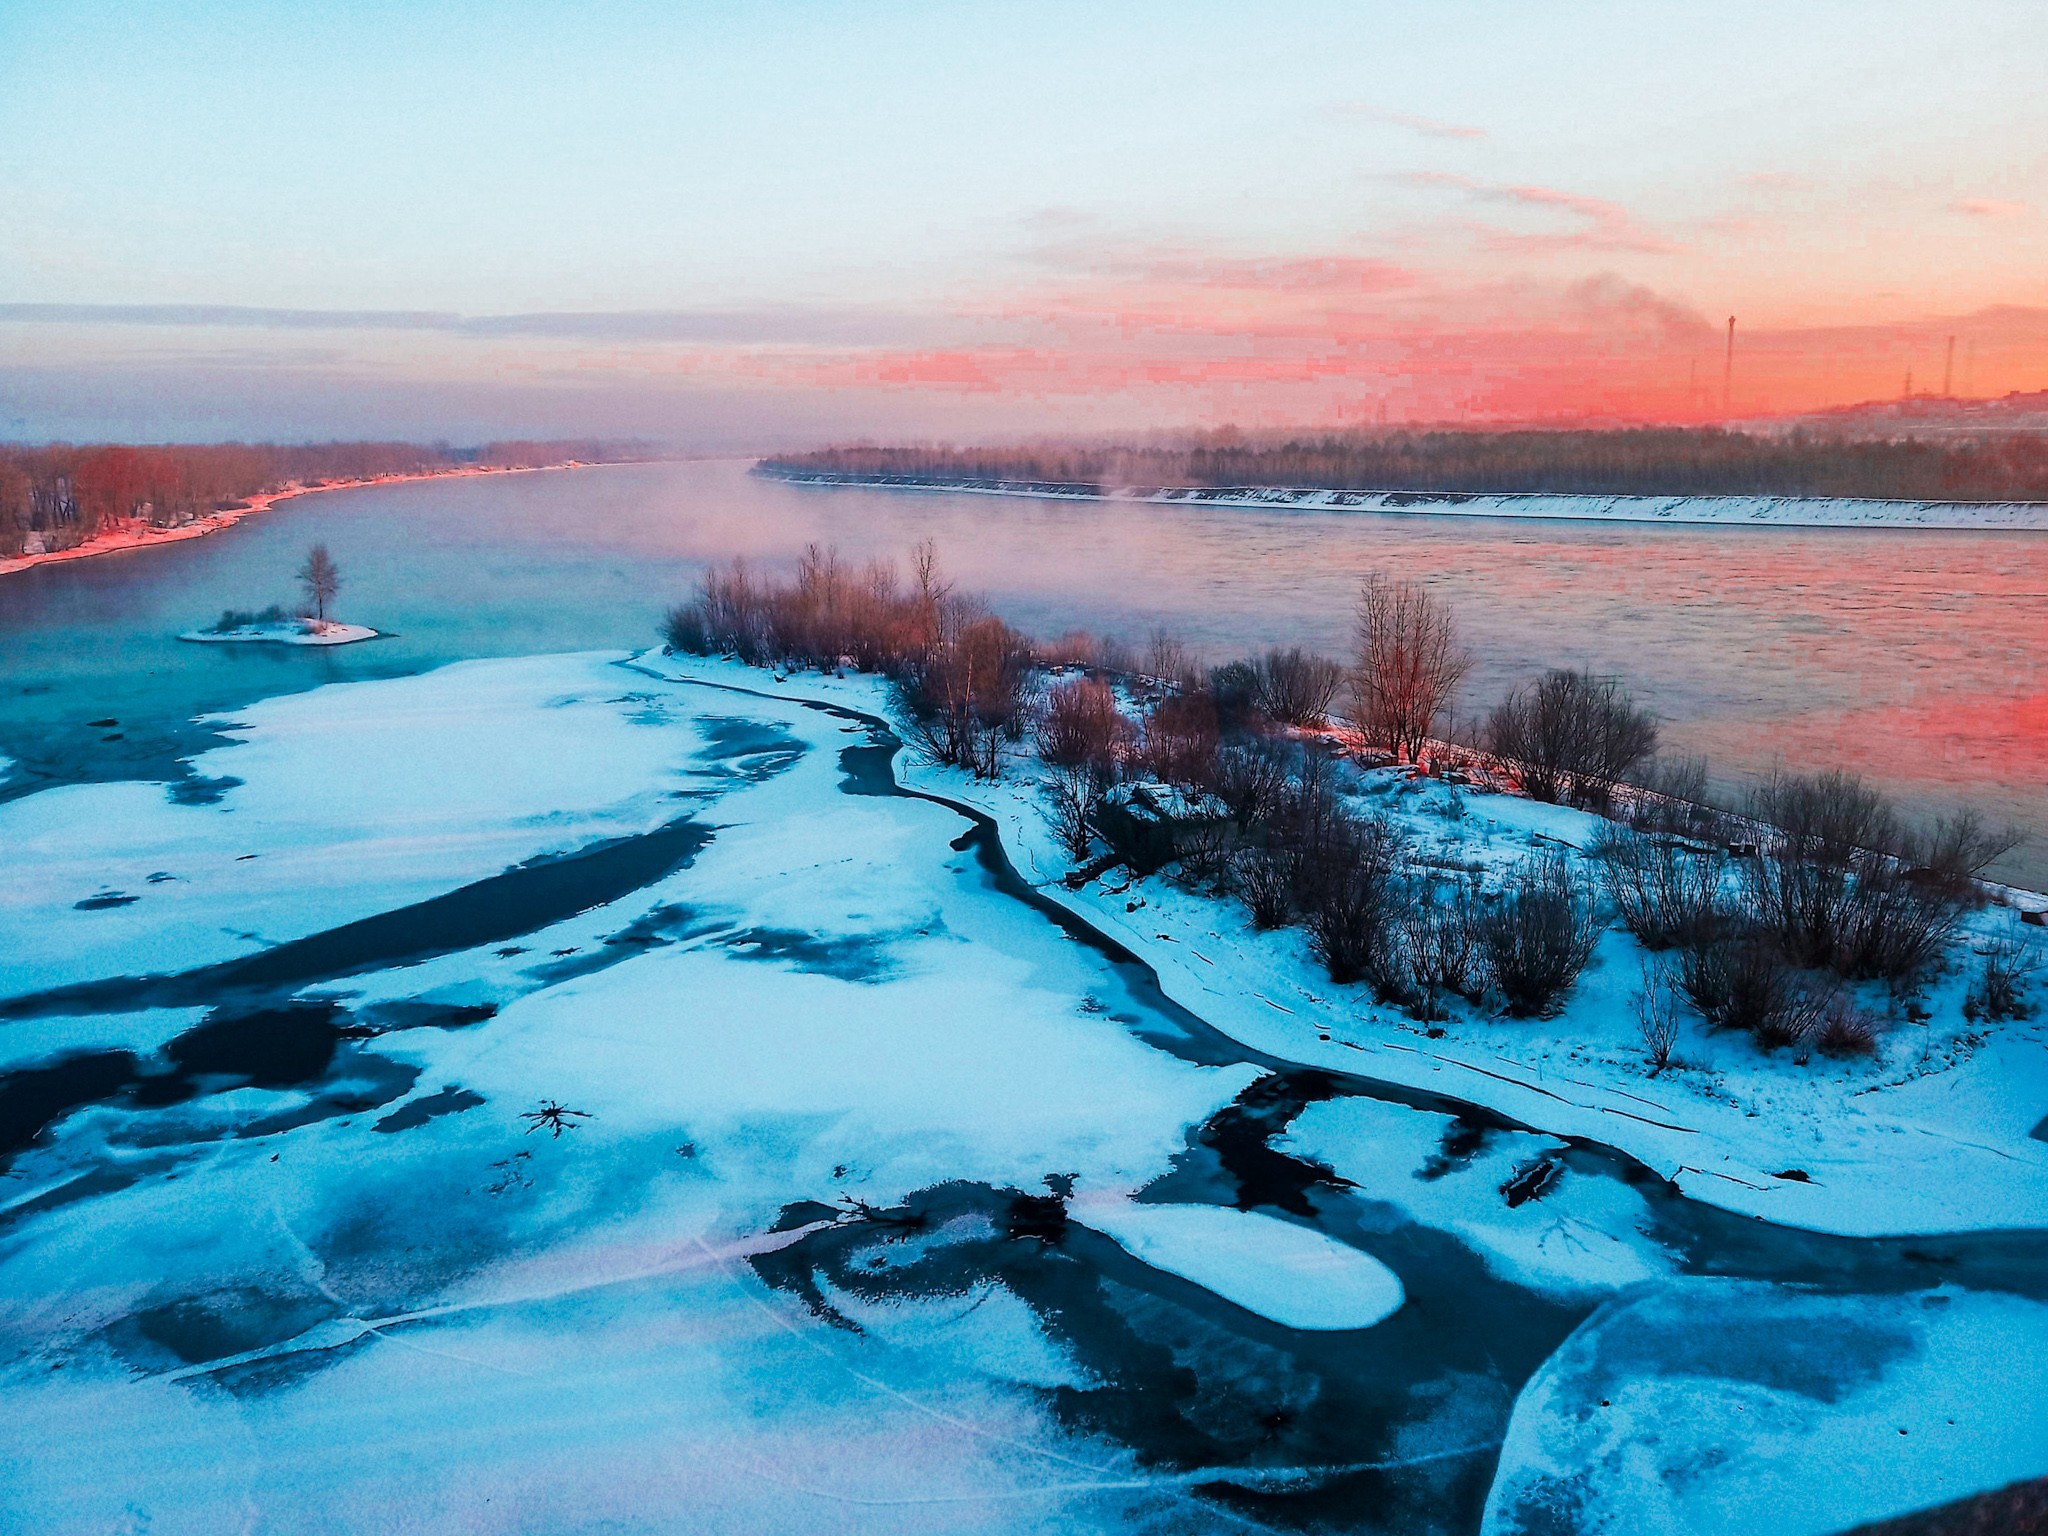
left=765, top=469, right=2048, bottom=532
left=642, top=654, right=2048, bottom=1240
left=178, top=618, right=379, bottom=646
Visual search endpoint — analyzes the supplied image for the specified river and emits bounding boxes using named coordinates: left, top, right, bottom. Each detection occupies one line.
left=1, top=457, right=2041, bottom=884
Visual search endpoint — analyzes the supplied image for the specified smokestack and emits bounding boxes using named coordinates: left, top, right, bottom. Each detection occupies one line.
left=1723, top=316, right=1735, bottom=416
left=1943, top=335, right=1956, bottom=397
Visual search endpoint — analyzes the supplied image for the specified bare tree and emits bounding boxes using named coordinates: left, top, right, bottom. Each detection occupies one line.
left=1144, top=626, right=1198, bottom=690
left=1635, top=962, right=1679, bottom=1073
left=297, top=543, right=341, bottom=623
left=1351, top=573, right=1470, bottom=763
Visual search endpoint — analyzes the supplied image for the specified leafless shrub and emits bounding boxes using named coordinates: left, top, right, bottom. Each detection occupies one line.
left=1635, top=962, right=1679, bottom=1073
left=1144, top=626, right=1200, bottom=690
left=1624, top=754, right=1727, bottom=840
left=1093, top=634, right=1136, bottom=675
left=1351, top=572, right=1471, bottom=763
left=1140, top=691, right=1221, bottom=787
left=1477, top=854, right=1602, bottom=1018
left=1208, top=658, right=1263, bottom=725
left=1254, top=647, right=1346, bottom=726
left=1593, top=827, right=1728, bottom=950
left=662, top=602, right=711, bottom=654
left=1041, top=763, right=1102, bottom=861
left=1038, top=677, right=1129, bottom=775
left=1298, top=811, right=1413, bottom=985
left=1213, top=739, right=1294, bottom=833
left=1836, top=863, right=1964, bottom=991
left=1673, top=927, right=1835, bottom=1053
left=1903, top=809, right=2027, bottom=895
left=1232, top=847, right=1294, bottom=930
left=1745, top=769, right=1899, bottom=968
left=1815, top=998, right=1880, bottom=1057
left=902, top=604, right=1034, bottom=779
left=1376, top=877, right=1488, bottom=1020
left=1486, top=669, right=1659, bottom=810
left=1966, top=934, right=2038, bottom=1022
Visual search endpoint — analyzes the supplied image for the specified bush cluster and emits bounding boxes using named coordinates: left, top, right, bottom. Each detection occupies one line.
left=666, top=553, right=2016, bottom=1057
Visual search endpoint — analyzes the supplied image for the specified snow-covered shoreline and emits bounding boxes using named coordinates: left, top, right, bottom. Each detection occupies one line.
left=641, top=653, right=2048, bottom=1241
left=763, top=468, right=2048, bottom=532
left=0, top=461, right=614, bottom=581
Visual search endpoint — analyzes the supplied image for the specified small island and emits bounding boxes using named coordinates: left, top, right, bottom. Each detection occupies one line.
left=178, top=544, right=379, bottom=647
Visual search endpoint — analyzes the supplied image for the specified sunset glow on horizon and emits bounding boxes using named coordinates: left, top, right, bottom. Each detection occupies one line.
left=4, top=0, right=2045, bottom=444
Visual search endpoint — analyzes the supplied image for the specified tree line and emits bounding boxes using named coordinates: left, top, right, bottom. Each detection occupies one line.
left=0, top=439, right=640, bottom=559
left=763, top=427, right=2048, bottom=503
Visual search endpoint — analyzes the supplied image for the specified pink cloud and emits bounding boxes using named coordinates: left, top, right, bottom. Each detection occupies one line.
left=1400, top=172, right=1683, bottom=255
left=1333, top=103, right=1487, bottom=141
left=1951, top=198, right=2028, bottom=219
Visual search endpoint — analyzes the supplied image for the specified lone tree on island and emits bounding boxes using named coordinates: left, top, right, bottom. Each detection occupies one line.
left=298, top=544, right=340, bottom=623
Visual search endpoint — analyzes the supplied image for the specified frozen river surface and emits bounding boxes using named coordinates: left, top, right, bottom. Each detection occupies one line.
left=1, top=655, right=2043, bottom=1534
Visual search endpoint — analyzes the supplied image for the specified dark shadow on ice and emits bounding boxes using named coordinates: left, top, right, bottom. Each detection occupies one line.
left=756, top=1178, right=1531, bottom=1536
left=0, top=817, right=716, bottom=1017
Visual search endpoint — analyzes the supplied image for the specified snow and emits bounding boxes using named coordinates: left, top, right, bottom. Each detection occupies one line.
left=646, top=653, right=2048, bottom=1241
left=5, top=647, right=2044, bottom=1531
left=0, top=654, right=1272, bottom=1532
left=1282, top=1096, right=1671, bottom=1296
left=0, top=653, right=720, bottom=997
left=178, top=618, right=379, bottom=646
left=765, top=470, right=2048, bottom=532
left=1073, top=1199, right=1405, bottom=1330
left=1482, top=1281, right=2048, bottom=1536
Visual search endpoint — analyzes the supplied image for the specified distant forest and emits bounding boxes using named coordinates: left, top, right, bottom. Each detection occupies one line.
left=0, top=439, right=637, bottom=559
left=764, top=429, right=2048, bottom=503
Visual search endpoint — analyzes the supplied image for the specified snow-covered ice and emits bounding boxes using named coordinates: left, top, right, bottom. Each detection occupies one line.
left=1074, top=1199, right=1405, bottom=1330
left=0, top=653, right=720, bottom=997
left=1282, top=1097, right=1671, bottom=1296
left=4, top=649, right=2044, bottom=1533
left=1482, top=1281, right=2048, bottom=1536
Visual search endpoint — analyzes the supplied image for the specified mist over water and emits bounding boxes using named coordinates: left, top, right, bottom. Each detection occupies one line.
left=1, top=457, right=2041, bottom=883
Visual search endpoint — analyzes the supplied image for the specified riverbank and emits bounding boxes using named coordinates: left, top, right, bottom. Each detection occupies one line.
left=0, top=461, right=604, bottom=581
left=760, top=466, right=2048, bottom=532
left=640, top=651, right=2048, bottom=1241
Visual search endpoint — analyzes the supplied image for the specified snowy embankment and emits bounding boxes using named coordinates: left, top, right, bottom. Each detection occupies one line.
left=178, top=618, right=378, bottom=647
left=766, top=469, right=2048, bottom=532
left=642, top=654, right=2048, bottom=1241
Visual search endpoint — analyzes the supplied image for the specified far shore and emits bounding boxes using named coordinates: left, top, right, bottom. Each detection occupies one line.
left=0, top=459, right=626, bottom=581
left=759, top=466, right=2048, bottom=533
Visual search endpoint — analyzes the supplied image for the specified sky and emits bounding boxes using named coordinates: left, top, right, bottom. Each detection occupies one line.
left=2, top=0, right=2045, bottom=446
